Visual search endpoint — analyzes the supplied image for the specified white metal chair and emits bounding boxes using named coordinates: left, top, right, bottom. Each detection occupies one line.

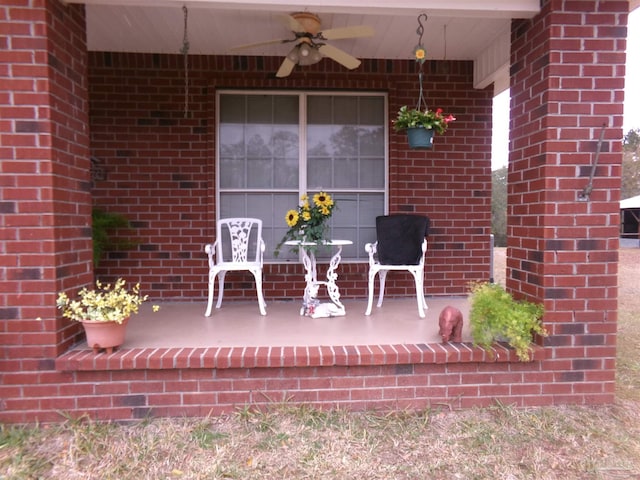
left=204, top=218, right=266, bottom=316
left=364, top=214, right=430, bottom=318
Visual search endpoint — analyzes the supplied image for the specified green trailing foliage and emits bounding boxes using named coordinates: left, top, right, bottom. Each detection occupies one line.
left=469, top=281, right=547, bottom=361
left=92, top=208, right=134, bottom=267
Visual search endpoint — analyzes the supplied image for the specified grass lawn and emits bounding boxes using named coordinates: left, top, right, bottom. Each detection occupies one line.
left=2, top=248, right=639, bottom=479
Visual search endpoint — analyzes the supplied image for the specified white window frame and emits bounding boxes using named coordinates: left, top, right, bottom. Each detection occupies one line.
left=216, top=89, right=389, bottom=263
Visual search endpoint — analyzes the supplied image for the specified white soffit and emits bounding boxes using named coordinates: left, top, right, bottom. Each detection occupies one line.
left=474, top=28, right=510, bottom=92
left=67, top=0, right=539, bottom=89
left=71, top=0, right=540, bottom=18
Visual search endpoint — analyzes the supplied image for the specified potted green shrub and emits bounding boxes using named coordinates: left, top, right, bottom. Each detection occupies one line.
left=468, top=281, right=547, bottom=361
left=57, top=278, right=158, bottom=354
left=393, top=105, right=456, bottom=149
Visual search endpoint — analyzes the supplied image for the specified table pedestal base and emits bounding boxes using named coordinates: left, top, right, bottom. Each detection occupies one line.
left=299, top=245, right=346, bottom=317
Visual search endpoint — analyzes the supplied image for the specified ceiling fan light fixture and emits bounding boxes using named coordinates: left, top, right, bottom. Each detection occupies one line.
left=286, top=46, right=300, bottom=63
left=297, top=43, right=322, bottom=66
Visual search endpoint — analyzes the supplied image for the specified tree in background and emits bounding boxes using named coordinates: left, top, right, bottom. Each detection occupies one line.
left=491, top=166, right=507, bottom=247
left=622, top=128, right=640, bottom=199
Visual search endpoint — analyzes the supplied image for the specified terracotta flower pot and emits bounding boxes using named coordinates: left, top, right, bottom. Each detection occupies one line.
left=81, top=317, right=129, bottom=354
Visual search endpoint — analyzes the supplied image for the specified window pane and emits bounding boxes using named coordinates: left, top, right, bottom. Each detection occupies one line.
left=360, top=157, right=385, bottom=188
left=307, top=156, right=331, bottom=189
left=333, top=157, right=358, bottom=188
left=359, top=126, right=385, bottom=156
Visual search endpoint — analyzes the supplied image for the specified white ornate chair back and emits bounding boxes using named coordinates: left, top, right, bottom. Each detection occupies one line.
left=204, top=217, right=266, bottom=316
left=216, top=218, right=263, bottom=265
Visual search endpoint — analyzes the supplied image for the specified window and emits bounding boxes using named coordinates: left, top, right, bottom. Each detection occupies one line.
left=218, top=91, right=387, bottom=261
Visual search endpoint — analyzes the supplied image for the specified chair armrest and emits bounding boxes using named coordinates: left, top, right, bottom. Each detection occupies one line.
left=204, top=241, right=217, bottom=268
left=418, top=238, right=428, bottom=266
left=365, top=241, right=378, bottom=266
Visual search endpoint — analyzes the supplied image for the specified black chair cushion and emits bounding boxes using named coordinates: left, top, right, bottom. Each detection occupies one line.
left=376, top=215, right=430, bottom=265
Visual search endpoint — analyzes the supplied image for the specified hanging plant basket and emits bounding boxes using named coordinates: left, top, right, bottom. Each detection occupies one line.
left=407, top=127, right=434, bottom=149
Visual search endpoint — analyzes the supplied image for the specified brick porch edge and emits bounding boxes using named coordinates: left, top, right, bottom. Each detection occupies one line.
left=55, top=342, right=546, bottom=371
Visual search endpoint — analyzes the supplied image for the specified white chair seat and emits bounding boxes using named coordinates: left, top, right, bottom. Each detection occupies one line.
left=204, top=218, right=266, bottom=316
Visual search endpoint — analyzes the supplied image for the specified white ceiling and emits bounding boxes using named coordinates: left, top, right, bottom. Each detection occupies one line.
left=77, top=0, right=540, bottom=62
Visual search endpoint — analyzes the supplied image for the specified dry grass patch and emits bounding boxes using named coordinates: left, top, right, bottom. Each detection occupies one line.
left=616, top=248, right=640, bottom=402
left=3, top=402, right=640, bottom=479
left=2, top=248, right=640, bottom=480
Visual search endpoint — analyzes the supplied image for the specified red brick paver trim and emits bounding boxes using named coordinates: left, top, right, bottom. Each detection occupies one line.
left=55, top=342, right=546, bottom=372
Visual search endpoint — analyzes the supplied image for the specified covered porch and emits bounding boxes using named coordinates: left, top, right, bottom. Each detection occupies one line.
left=92, top=296, right=471, bottom=350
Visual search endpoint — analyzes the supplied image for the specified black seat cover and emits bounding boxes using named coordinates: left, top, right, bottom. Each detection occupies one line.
left=376, top=215, right=430, bottom=265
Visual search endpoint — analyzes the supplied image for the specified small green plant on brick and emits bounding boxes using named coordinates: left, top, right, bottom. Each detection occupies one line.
left=92, top=208, right=135, bottom=267
left=468, top=281, right=547, bottom=361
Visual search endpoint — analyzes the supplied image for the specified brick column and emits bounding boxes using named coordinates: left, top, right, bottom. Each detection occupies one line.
left=0, top=1, right=91, bottom=359
left=508, top=0, right=627, bottom=403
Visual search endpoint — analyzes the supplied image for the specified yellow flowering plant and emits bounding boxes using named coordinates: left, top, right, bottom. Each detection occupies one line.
left=275, top=191, right=336, bottom=256
left=56, top=278, right=158, bottom=323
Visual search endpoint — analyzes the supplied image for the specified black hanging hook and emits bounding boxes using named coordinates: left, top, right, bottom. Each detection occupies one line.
left=415, top=14, right=429, bottom=111
left=416, top=13, right=428, bottom=45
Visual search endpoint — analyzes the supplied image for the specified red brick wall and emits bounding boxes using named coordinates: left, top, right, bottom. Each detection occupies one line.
left=88, top=54, right=493, bottom=300
left=508, top=0, right=625, bottom=395
left=0, top=0, right=90, bottom=363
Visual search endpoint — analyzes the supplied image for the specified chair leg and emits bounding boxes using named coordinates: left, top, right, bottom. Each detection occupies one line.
left=411, top=270, right=426, bottom=318
left=376, top=270, right=388, bottom=308
left=421, top=290, right=428, bottom=310
left=205, top=271, right=217, bottom=317
left=251, top=269, right=267, bottom=316
left=365, top=269, right=378, bottom=315
left=215, top=271, right=226, bottom=309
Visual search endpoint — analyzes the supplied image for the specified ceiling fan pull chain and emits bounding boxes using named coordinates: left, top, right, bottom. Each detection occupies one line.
left=181, top=5, right=190, bottom=118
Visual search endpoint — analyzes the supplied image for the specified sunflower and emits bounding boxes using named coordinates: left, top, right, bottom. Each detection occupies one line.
left=286, top=209, right=299, bottom=227
left=274, top=191, right=337, bottom=257
left=313, top=191, right=333, bottom=209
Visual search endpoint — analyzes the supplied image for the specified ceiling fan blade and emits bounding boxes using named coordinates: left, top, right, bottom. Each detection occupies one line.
left=276, top=57, right=296, bottom=78
left=319, top=25, right=374, bottom=40
left=229, top=38, right=292, bottom=52
left=318, top=44, right=361, bottom=70
left=281, top=14, right=307, bottom=32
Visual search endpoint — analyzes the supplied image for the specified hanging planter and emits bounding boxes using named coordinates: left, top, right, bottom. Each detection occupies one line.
left=393, top=106, right=455, bottom=149
left=406, top=127, right=434, bottom=149
left=392, top=14, right=456, bottom=150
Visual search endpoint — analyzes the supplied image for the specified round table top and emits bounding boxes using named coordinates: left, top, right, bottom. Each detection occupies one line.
left=284, top=239, right=353, bottom=247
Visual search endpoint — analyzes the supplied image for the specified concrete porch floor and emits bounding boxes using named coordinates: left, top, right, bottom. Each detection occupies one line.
left=123, top=296, right=471, bottom=349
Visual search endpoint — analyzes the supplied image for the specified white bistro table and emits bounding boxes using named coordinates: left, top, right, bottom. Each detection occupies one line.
left=284, top=239, right=353, bottom=317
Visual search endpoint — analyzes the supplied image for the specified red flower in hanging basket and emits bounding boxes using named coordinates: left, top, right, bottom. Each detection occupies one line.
left=393, top=105, right=456, bottom=135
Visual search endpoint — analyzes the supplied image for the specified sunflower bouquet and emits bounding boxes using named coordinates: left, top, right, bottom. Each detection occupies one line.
left=275, top=191, right=336, bottom=256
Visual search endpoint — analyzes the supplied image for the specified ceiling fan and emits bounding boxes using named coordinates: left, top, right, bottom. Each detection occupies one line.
left=230, top=12, right=374, bottom=77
